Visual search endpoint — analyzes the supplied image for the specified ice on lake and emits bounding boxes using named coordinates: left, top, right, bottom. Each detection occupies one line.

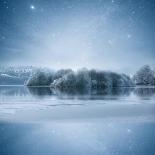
left=0, top=86, right=155, bottom=155
left=0, top=86, right=155, bottom=122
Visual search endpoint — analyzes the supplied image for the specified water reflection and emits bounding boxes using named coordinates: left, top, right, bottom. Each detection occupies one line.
left=134, top=87, right=155, bottom=97
left=51, top=87, right=134, bottom=96
left=30, top=87, right=155, bottom=97
left=0, top=86, right=29, bottom=96
left=0, top=86, right=155, bottom=100
left=28, top=87, right=53, bottom=97
left=27, top=86, right=155, bottom=100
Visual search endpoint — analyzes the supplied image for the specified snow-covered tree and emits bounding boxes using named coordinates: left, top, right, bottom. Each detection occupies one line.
left=25, top=67, right=134, bottom=89
left=51, top=69, right=91, bottom=90
left=133, top=65, right=155, bottom=85
left=76, top=69, right=91, bottom=89
left=50, top=69, right=133, bottom=90
left=54, top=69, right=73, bottom=79
left=26, top=69, right=54, bottom=86
left=51, top=71, right=76, bottom=89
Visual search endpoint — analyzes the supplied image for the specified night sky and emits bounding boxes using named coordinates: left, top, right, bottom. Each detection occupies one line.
left=0, top=0, right=155, bottom=73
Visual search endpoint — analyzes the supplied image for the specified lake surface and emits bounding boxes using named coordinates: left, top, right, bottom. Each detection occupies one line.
left=0, top=86, right=155, bottom=155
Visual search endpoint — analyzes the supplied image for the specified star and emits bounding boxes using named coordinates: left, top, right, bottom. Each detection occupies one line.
left=127, top=34, right=132, bottom=39
left=52, top=33, right=56, bottom=38
left=1, top=36, right=6, bottom=40
left=127, top=128, right=132, bottom=133
left=131, top=11, right=135, bottom=15
left=30, top=5, right=35, bottom=10
left=108, top=39, right=113, bottom=45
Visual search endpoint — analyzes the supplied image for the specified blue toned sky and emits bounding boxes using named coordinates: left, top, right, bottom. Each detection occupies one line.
left=0, top=0, right=155, bottom=74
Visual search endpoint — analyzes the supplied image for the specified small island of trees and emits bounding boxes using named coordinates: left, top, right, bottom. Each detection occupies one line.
left=26, top=65, right=155, bottom=92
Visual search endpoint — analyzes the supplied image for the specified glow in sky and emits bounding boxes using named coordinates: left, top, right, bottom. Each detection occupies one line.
left=0, top=0, right=155, bottom=74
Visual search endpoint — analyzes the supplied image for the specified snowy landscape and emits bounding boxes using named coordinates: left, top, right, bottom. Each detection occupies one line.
left=0, top=0, right=155, bottom=154
left=0, top=80, right=155, bottom=155
left=1, top=65, right=155, bottom=88
left=0, top=65, right=155, bottom=154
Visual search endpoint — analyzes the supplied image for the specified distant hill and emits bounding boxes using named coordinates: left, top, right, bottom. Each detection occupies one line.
left=0, top=66, right=35, bottom=85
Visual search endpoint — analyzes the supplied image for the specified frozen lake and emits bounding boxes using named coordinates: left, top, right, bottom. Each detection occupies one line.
left=0, top=86, right=155, bottom=154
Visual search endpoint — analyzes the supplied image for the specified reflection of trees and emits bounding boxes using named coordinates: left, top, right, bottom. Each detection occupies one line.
left=1, top=85, right=155, bottom=101
left=89, top=87, right=134, bottom=96
left=0, top=86, right=29, bottom=96
left=110, top=87, right=134, bottom=96
left=27, top=87, right=53, bottom=96
left=134, top=88, right=155, bottom=97
left=2, top=86, right=154, bottom=100
left=53, top=87, right=133, bottom=96
left=48, top=87, right=134, bottom=100
left=27, top=86, right=131, bottom=96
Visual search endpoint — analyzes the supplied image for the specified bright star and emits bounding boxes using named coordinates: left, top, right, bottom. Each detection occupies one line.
left=30, top=5, right=35, bottom=10
left=127, top=34, right=132, bottom=39
left=127, top=129, right=132, bottom=133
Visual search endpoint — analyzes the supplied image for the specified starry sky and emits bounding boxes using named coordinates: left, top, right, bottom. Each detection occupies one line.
left=0, top=0, right=155, bottom=74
